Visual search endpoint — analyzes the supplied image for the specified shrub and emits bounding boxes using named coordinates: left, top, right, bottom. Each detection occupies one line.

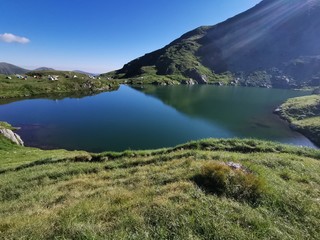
left=193, top=162, right=265, bottom=204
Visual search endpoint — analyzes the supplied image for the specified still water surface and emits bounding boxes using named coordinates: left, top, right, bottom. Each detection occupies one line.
left=0, top=85, right=316, bottom=152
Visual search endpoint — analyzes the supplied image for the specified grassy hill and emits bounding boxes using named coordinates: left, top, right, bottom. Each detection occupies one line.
left=278, top=94, right=320, bottom=146
left=0, top=121, right=320, bottom=239
left=0, top=71, right=119, bottom=99
left=106, top=0, right=320, bottom=88
left=34, top=67, right=55, bottom=71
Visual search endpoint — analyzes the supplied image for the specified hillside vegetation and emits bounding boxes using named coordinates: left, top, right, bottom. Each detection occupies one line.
left=106, top=0, right=320, bottom=88
left=0, top=121, right=320, bottom=239
left=278, top=94, right=320, bottom=146
left=0, top=72, right=119, bottom=99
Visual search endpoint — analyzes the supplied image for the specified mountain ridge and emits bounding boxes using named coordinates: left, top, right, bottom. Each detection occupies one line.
left=108, top=0, right=320, bottom=88
left=0, top=62, right=29, bottom=75
left=0, top=62, right=97, bottom=76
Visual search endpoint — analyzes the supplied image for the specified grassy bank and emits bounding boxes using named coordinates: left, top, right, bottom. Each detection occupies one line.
left=0, top=72, right=119, bottom=99
left=278, top=95, right=320, bottom=146
left=1, top=123, right=320, bottom=239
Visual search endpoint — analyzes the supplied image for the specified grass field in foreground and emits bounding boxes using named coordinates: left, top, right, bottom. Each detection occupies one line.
left=0, top=132, right=319, bottom=239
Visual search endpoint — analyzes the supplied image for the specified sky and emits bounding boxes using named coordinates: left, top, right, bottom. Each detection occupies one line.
left=0, top=0, right=261, bottom=73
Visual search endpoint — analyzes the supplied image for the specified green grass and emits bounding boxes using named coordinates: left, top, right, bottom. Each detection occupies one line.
left=279, top=95, right=320, bottom=146
left=193, top=161, right=266, bottom=204
left=0, top=134, right=320, bottom=239
left=0, top=121, right=15, bottom=130
left=0, top=72, right=119, bottom=99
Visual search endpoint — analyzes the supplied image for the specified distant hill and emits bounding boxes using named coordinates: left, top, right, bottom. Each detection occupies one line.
left=109, top=0, right=320, bottom=88
left=0, top=63, right=96, bottom=76
left=34, top=67, right=55, bottom=71
left=74, top=70, right=98, bottom=76
left=0, top=62, right=29, bottom=75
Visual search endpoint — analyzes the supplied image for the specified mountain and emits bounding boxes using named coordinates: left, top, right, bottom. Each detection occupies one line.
left=74, top=70, right=98, bottom=76
left=34, top=67, right=55, bottom=71
left=110, top=0, right=320, bottom=88
left=0, top=62, right=29, bottom=75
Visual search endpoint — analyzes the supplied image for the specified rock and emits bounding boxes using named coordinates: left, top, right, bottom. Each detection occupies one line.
left=260, top=83, right=272, bottom=88
left=226, top=162, right=249, bottom=173
left=0, top=128, right=24, bottom=146
left=289, top=123, right=298, bottom=130
left=199, top=75, right=208, bottom=84
left=185, top=69, right=208, bottom=84
left=213, top=82, right=224, bottom=86
left=226, top=162, right=243, bottom=170
left=273, top=107, right=281, bottom=113
left=230, top=80, right=239, bottom=86
left=152, top=81, right=168, bottom=86
left=182, top=79, right=196, bottom=85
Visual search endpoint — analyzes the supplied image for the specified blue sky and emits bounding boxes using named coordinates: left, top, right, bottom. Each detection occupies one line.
left=0, top=0, right=260, bottom=73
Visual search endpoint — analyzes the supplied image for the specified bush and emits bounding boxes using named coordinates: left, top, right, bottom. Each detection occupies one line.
left=193, top=162, right=265, bottom=204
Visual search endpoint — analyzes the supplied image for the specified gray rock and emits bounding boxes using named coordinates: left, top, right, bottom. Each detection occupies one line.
left=182, top=79, right=196, bottom=85
left=226, top=162, right=243, bottom=170
left=185, top=69, right=208, bottom=84
left=226, top=162, right=250, bottom=173
left=200, top=75, right=208, bottom=84
left=0, top=128, right=24, bottom=146
left=213, top=82, right=224, bottom=86
left=273, top=107, right=281, bottom=113
left=289, top=123, right=298, bottom=130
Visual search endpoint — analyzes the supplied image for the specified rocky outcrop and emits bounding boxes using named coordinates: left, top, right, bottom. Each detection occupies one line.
left=182, top=79, right=196, bottom=85
left=185, top=69, right=208, bottom=84
left=0, top=128, right=24, bottom=146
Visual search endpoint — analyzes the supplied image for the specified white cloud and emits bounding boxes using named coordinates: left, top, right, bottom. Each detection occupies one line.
left=0, top=33, right=30, bottom=44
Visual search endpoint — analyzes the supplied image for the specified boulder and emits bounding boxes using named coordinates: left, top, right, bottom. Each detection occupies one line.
left=185, top=69, right=208, bottom=84
left=0, top=128, right=24, bottom=146
left=273, top=107, right=281, bottom=113
left=182, top=79, right=196, bottom=85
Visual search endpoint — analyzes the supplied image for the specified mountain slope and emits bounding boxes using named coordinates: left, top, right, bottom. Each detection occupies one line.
left=109, top=0, right=320, bottom=88
left=0, top=62, right=29, bottom=75
left=74, top=70, right=98, bottom=76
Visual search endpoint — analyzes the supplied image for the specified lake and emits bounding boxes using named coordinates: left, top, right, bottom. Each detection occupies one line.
left=0, top=85, right=317, bottom=152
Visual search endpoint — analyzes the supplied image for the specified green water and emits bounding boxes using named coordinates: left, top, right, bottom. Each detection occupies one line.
left=0, top=85, right=316, bottom=152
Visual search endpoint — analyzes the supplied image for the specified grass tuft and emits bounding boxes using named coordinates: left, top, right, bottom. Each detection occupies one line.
left=193, top=161, right=266, bottom=204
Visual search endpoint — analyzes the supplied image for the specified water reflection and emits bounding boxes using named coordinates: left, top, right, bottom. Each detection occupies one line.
left=137, top=85, right=316, bottom=147
left=0, top=85, right=317, bottom=152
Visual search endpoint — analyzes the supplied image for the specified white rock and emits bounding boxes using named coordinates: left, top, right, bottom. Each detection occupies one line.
left=0, top=128, right=24, bottom=146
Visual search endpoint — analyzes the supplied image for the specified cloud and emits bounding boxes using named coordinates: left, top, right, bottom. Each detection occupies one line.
left=0, top=33, right=30, bottom=44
